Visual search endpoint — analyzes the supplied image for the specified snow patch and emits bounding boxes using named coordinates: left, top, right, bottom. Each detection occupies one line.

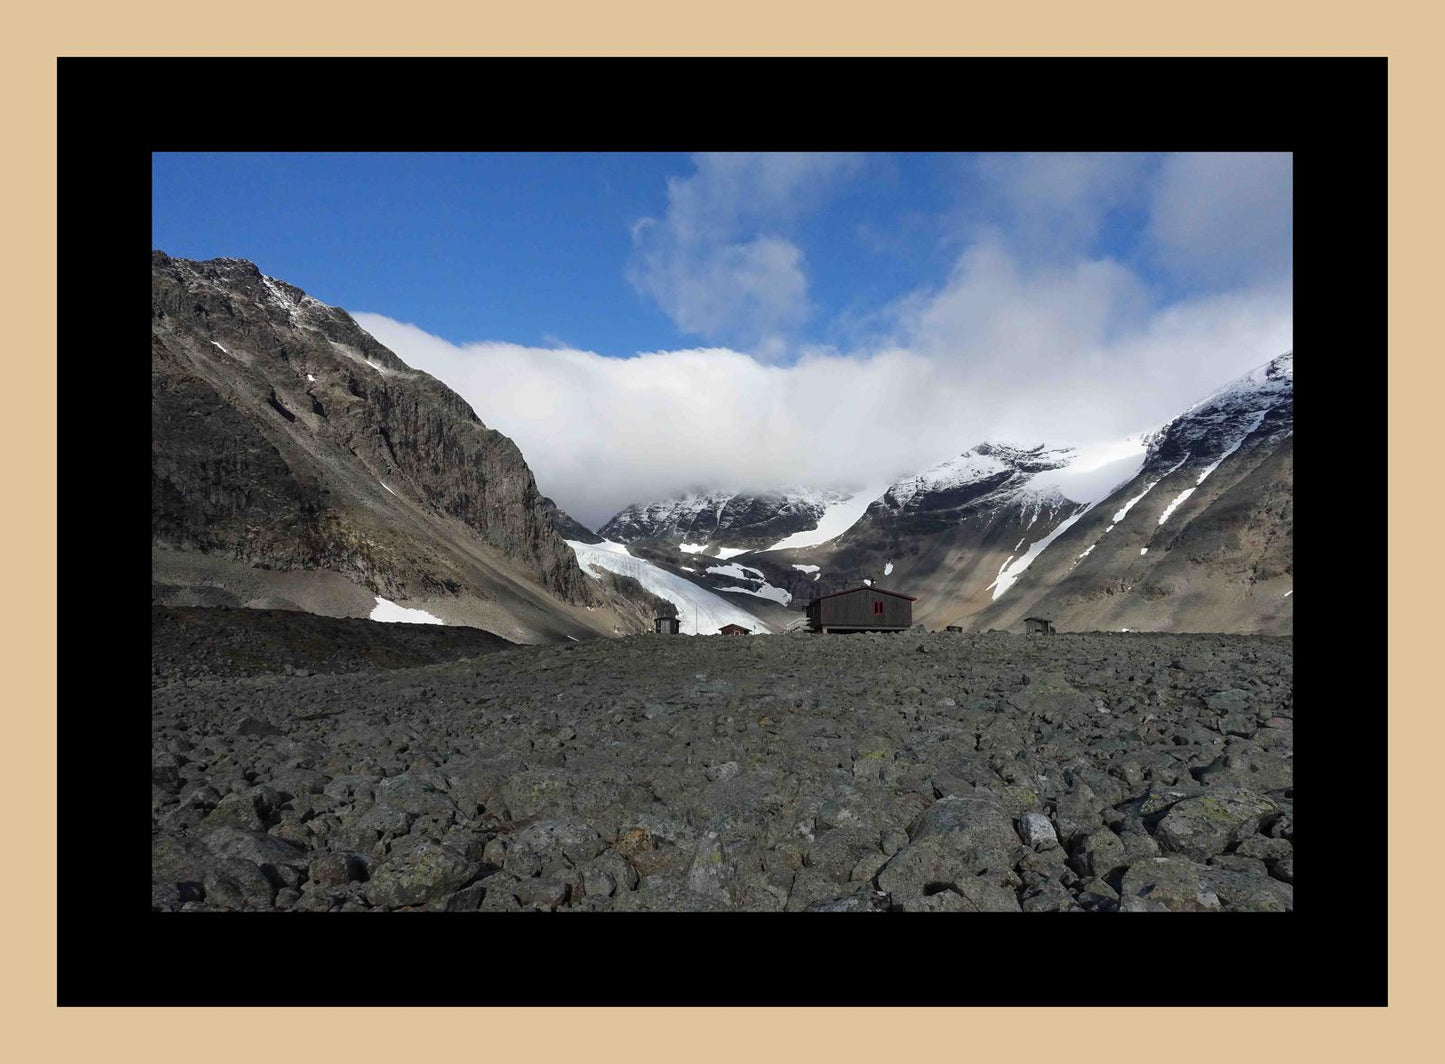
left=1112, top=454, right=1189, bottom=523
left=370, top=597, right=444, bottom=625
left=713, top=547, right=751, bottom=560
left=568, top=540, right=770, bottom=636
left=706, top=563, right=765, bottom=581
left=883, top=561, right=894, bottom=576
left=1023, top=437, right=1148, bottom=507
left=210, top=340, right=229, bottom=354
left=678, top=542, right=707, bottom=554
left=307, top=373, right=316, bottom=382
left=1140, top=547, right=1149, bottom=555
left=380, top=481, right=398, bottom=497
left=991, top=506, right=1092, bottom=601
left=762, top=482, right=891, bottom=552
left=679, top=565, right=697, bottom=572
left=1157, top=488, right=1196, bottom=527
left=791, top=564, right=820, bottom=574
left=717, top=584, right=791, bottom=605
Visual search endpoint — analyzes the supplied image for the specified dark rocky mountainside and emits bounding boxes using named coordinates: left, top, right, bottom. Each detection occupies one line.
left=600, top=488, right=847, bottom=551
left=541, top=496, right=603, bottom=544
left=151, top=253, right=641, bottom=641
left=151, top=627, right=1293, bottom=912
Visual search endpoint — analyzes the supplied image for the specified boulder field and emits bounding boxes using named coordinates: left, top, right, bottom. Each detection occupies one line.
left=151, top=619, right=1292, bottom=912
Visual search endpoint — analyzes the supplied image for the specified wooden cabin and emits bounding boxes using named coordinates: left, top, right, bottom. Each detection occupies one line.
left=1024, top=617, right=1056, bottom=635
left=654, top=616, right=680, bottom=635
left=806, top=585, right=916, bottom=633
left=717, top=623, right=750, bottom=636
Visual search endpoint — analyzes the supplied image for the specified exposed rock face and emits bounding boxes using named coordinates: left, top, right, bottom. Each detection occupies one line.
left=600, top=488, right=848, bottom=550
left=542, top=497, right=603, bottom=544
left=151, top=252, right=600, bottom=634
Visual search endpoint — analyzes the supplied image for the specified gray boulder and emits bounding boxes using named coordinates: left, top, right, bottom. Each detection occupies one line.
left=366, top=842, right=479, bottom=908
left=1119, top=857, right=1221, bottom=911
left=1154, top=790, right=1277, bottom=862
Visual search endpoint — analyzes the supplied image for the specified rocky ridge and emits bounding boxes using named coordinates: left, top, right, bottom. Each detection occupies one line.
left=151, top=253, right=654, bottom=641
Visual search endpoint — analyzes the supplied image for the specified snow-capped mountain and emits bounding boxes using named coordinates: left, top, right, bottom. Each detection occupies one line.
left=601, top=352, right=1293, bottom=635
left=960, top=352, right=1294, bottom=633
left=599, top=487, right=850, bottom=552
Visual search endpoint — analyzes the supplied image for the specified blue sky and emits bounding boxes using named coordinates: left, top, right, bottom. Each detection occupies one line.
left=152, top=152, right=1292, bottom=525
left=154, top=152, right=957, bottom=356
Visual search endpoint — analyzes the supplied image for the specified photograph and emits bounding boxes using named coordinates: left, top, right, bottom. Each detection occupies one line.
left=148, top=148, right=1298, bottom=917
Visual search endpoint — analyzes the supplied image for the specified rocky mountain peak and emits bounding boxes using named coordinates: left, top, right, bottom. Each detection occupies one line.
left=152, top=253, right=601, bottom=627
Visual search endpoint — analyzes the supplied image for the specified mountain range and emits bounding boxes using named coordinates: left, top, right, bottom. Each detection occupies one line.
left=152, top=254, right=1291, bottom=639
left=595, top=354, right=1293, bottom=634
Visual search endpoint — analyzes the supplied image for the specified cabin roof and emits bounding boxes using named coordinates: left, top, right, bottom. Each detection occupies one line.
left=808, top=584, right=917, bottom=603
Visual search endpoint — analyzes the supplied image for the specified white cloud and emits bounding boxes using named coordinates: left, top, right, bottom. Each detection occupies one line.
left=355, top=254, right=1289, bottom=531
left=349, top=152, right=1291, bottom=532
left=966, top=152, right=1154, bottom=261
left=626, top=152, right=863, bottom=355
left=1146, top=152, right=1293, bottom=287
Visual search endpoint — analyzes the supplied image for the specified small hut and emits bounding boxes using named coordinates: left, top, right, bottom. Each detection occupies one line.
left=654, top=616, right=680, bottom=635
left=806, top=585, right=916, bottom=633
left=1024, top=617, right=1056, bottom=635
left=718, top=623, right=750, bottom=636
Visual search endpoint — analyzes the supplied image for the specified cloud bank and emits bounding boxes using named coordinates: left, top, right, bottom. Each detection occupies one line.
left=353, top=152, right=1292, bottom=531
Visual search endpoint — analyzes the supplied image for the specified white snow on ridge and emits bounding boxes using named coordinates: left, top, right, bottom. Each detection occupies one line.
left=1112, top=454, right=1189, bottom=524
left=568, top=540, right=769, bottom=636
left=713, top=547, right=751, bottom=560
left=792, top=564, right=820, bottom=574
left=678, top=543, right=707, bottom=554
left=1157, top=487, right=1196, bottom=527
left=210, top=340, right=229, bottom=354
left=887, top=452, right=1011, bottom=510
left=991, top=506, right=1092, bottom=601
left=1023, top=438, right=1148, bottom=508
left=1193, top=409, right=1268, bottom=486
left=370, top=597, right=445, bottom=625
left=762, top=482, right=891, bottom=552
